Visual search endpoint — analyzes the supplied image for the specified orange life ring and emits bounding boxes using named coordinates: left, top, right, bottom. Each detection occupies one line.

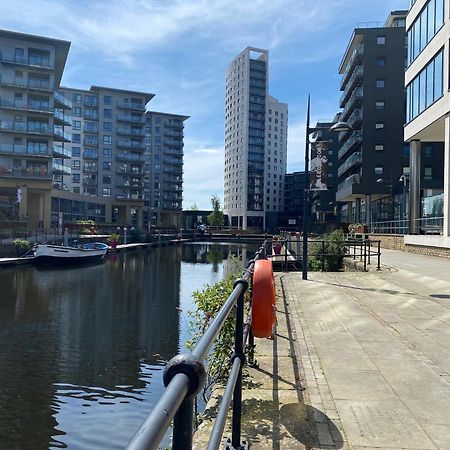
left=252, top=259, right=276, bottom=338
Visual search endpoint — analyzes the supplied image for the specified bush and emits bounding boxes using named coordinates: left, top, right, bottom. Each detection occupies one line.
left=13, top=239, right=32, bottom=257
left=310, top=229, right=346, bottom=272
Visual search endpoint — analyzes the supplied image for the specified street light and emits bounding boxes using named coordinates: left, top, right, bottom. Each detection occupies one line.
left=399, top=174, right=408, bottom=232
left=302, top=96, right=352, bottom=280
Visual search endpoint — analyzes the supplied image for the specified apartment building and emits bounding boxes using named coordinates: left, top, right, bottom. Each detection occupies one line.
left=56, top=85, right=153, bottom=227
left=145, top=111, right=188, bottom=228
left=224, top=47, right=288, bottom=230
left=336, top=11, right=409, bottom=224
left=0, top=29, right=70, bottom=228
left=404, top=0, right=450, bottom=246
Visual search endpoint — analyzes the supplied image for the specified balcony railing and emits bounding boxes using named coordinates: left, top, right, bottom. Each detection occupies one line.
left=116, top=168, right=144, bottom=175
left=339, top=65, right=364, bottom=107
left=0, top=143, right=51, bottom=157
left=164, top=140, right=183, bottom=147
left=53, top=145, right=72, bottom=158
left=337, top=173, right=361, bottom=191
left=116, top=153, right=145, bottom=162
left=164, top=120, right=184, bottom=129
left=115, top=194, right=144, bottom=201
left=163, top=157, right=182, bottom=166
left=0, top=52, right=54, bottom=69
left=53, top=110, right=71, bottom=125
left=338, top=130, right=362, bottom=159
left=117, top=127, right=145, bottom=137
left=2, top=166, right=51, bottom=179
left=340, top=44, right=364, bottom=89
left=0, top=75, right=54, bottom=91
left=53, top=127, right=72, bottom=142
left=83, top=150, right=98, bottom=159
left=0, top=98, right=52, bottom=113
left=338, top=152, right=362, bottom=177
left=341, top=87, right=363, bottom=122
left=117, top=140, right=145, bottom=149
left=117, top=101, right=145, bottom=111
left=0, top=121, right=51, bottom=135
left=54, top=92, right=73, bottom=109
left=117, top=114, right=145, bottom=123
left=52, top=162, right=72, bottom=175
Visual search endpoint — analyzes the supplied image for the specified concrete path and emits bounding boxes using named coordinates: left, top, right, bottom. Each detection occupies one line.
left=280, top=248, right=450, bottom=449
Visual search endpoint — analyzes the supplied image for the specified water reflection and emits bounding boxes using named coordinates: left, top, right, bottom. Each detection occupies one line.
left=0, top=243, right=258, bottom=449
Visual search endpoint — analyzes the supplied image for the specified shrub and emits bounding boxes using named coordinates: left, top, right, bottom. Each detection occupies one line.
left=13, top=239, right=32, bottom=257
left=310, top=229, right=346, bottom=272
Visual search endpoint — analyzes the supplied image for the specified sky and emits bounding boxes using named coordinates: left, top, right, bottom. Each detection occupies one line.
left=0, top=0, right=409, bottom=209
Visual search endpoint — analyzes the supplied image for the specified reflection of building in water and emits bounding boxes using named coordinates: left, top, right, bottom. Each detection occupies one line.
left=223, top=246, right=248, bottom=278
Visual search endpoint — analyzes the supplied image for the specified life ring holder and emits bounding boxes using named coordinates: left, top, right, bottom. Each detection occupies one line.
left=251, top=258, right=276, bottom=338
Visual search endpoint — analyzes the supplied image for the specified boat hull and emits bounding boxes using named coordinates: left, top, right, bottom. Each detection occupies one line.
left=33, top=245, right=107, bottom=266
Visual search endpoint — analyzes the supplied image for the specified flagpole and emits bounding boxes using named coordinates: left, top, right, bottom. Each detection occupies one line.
left=303, top=95, right=310, bottom=280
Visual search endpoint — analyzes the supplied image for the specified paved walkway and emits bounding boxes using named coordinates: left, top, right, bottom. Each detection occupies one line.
left=196, top=249, right=450, bottom=449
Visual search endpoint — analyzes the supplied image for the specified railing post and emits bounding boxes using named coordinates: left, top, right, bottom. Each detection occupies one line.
left=377, top=240, right=381, bottom=270
left=321, top=240, right=325, bottom=272
left=232, top=282, right=246, bottom=449
left=363, top=240, right=367, bottom=271
left=173, top=396, right=194, bottom=449
left=284, top=239, right=287, bottom=272
left=367, top=239, right=371, bottom=265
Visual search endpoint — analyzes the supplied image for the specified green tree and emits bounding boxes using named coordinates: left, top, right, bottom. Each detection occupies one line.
left=207, top=195, right=224, bottom=227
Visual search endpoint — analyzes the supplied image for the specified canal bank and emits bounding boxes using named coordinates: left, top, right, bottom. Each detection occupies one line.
left=194, top=248, right=450, bottom=449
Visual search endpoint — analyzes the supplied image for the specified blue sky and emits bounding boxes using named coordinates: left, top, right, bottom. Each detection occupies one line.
left=1, top=0, right=408, bottom=209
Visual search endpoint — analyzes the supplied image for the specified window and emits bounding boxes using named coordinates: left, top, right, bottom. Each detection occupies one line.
left=375, top=101, right=385, bottom=110
left=104, top=95, right=112, bottom=105
left=72, top=173, right=80, bottom=183
left=374, top=166, right=384, bottom=175
left=102, top=187, right=111, bottom=197
left=103, top=108, right=112, bottom=118
left=424, top=145, right=433, bottom=157
left=375, top=144, right=384, bottom=151
left=103, top=175, right=111, bottom=184
left=73, top=107, right=81, bottom=117
left=155, top=117, right=161, bottom=124
left=424, top=166, right=433, bottom=180
left=375, top=122, right=384, bottom=129
left=103, top=161, right=111, bottom=171
left=403, top=166, right=410, bottom=175
left=72, top=120, right=81, bottom=130
left=72, top=93, right=82, bottom=104
left=402, top=144, right=410, bottom=158
left=73, top=187, right=80, bottom=194
left=72, top=133, right=81, bottom=143
left=72, top=146, right=81, bottom=156
left=376, top=57, right=385, bottom=67
left=377, top=35, right=386, bottom=45
left=103, top=135, right=112, bottom=144
left=103, top=148, right=112, bottom=157
left=103, top=122, right=112, bottom=131
left=72, top=160, right=80, bottom=169
left=376, top=79, right=385, bottom=88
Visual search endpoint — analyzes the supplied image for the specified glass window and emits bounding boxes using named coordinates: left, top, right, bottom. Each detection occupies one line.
left=376, top=101, right=385, bottom=110
left=426, top=62, right=434, bottom=107
left=424, top=166, right=433, bottom=179
left=72, top=134, right=81, bottom=143
left=424, top=145, right=433, bottom=157
left=103, top=109, right=112, bottom=118
left=376, top=57, right=385, bottom=67
left=403, top=144, right=410, bottom=157
left=72, top=160, right=80, bottom=168
left=375, top=144, right=384, bottom=151
left=377, top=36, right=386, bottom=45
left=72, top=93, right=82, bottom=104
left=104, top=96, right=112, bottom=105
left=374, top=166, right=383, bottom=175
left=427, top=1, right=435, bottom=42
left=102, top=188, right=111, bottom=197
left=103, top=175, right=111, bottom=184
left=103, top=161, right=111, bottom=171
left=103, top=135, right=112, bottom=144
left=419, top=70, right=426, bottom=113
left=376, top=79, right=385, bottom=88
left=72, top=146, right=80, bottom=156
left=433, top=49, right=443, bottom=101
left=73, top=107, right=81, bottom=117
left=375, top=122, right=384, bottom=129
left=103, top=148, right=112, bottom=157
left=103, top=122, right=112, bottom=131
left=72, top=120, right=81, bottom=130
left=72, top=173, right=80, bottom=183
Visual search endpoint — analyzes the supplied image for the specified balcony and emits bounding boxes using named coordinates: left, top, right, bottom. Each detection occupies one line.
left=164, top=120, right=183, bottom=129
left=117, top=114, right=145, bottom=124
left=116, top=153, right=145, bottom=162
left=84, top=111, right=99, bottom=120
left=83, top=150, right=98, bottom=159
left=1, top=165, right=51, bottom=179
left=341, top=88, right=363, bottom=121
left=338, top=152, right=362, bottom=177
left=164, top=140, right=183, bottom=147
left=163, top=167, right=183, bottom=174
left=163, top=157, right=182, bottom=166
left=116, top=167, right=144, bottom=175
left=83, top=166, right=97, bottom=174
left=338, top=130, right=362, bottom=159
left=117, top=127, right=145, bottom=137
left=337, top=173, right=361, bottom=194
left=52, top=162, right=72, bottom=176
left=83, top=137, right=99, bottom=147
left=0, top=75, right=54, bottom=92
left=0, top=120, right=51, bottom=136
left=347, top=108, right=363, bottom=129
left=340, top=44, right=364, bottom=90
left=53, top=110, right=71, bottom=126
left=0, top=98, right=52, bottom=114
left=164, top=148, right=183, bottom=157
left=84, top=124, right=99, bottom=133
left=54, top=92, right=72, bottom=109
left=117, top=101, right=145, bottom=111
left=117, top=140, right=145, bottom=150
left=53, top=145, right=71, bottom=158
left=0, top=143, right=51, bottom=158
left=115, top=194, right=144, bottom=201
left=163, top=129, right=184, bottom=138
left=0, top=52, right=54, bottom=70
left=339, top=65, right=363, bottom=107
left=82, top=178, right=98, bottom=187
left=84, top=97, right=98, bottom=108
left=53, top=127, right=72, bottom=142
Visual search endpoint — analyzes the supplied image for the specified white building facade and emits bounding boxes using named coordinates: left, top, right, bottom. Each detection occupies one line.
left=404, top=0, right=450, bottom=246
left=224, top=47, right=287, bottom=230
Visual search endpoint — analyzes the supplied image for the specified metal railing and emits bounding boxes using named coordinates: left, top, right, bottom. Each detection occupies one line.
left=277, top=234, right=381, bottom=272
left=370, top=217, right=444, bottom=235
left=126, top=241, right=269, bottom=450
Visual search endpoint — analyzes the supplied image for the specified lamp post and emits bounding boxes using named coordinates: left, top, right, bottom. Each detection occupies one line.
left=302, top=95, right=352, bottom=280
left=399, top=174, right=408, bottom=233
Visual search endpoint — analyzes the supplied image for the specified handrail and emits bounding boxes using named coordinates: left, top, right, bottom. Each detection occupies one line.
left=126, top=240, right=269, bottom=450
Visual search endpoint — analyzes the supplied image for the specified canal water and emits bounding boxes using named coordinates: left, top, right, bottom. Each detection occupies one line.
left=0, top=242, right=259, bottom=450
